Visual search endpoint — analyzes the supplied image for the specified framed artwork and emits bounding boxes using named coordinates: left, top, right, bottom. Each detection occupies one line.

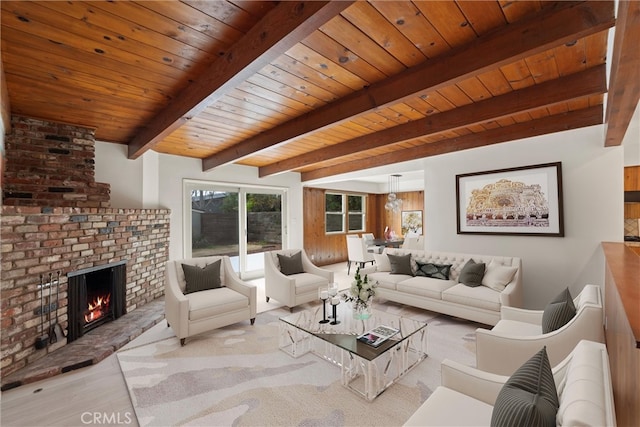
left=401, top=210, right=423, bottom=235
left=456, top=162, right=564, bottom=236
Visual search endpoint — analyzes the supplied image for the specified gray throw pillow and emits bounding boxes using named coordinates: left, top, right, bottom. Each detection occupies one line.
left=458, top=259, right=485, bottom=287
left=491, top=346, right=559, bottom=427
left=415, top=261, right=452, bottom=280
left=388, top=254, right=413, bottom=275
left=182, top=260, right=222, bottom=294
left=541, top=287, right=576, bottom=333
left=277, top=251, right=304, bottom=275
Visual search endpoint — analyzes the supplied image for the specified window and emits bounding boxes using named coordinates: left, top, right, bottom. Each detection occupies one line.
left=347, top=194, right=365, bottom=231
left=325, top=192, right=366, bottom=233
left=325, top=193, right=344, bottom=233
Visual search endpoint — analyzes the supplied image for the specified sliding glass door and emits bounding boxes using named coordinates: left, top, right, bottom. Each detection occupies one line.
left=184, top=180, right=285, bottom=279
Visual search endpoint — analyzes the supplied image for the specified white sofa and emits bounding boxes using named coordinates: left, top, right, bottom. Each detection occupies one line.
left=165, top=256, right=257, bottom=345
left=404, top=340, right=616, bottom=426
left=361, top=249, right=522, bottom=326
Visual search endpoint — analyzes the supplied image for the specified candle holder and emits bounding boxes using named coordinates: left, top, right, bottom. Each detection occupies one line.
left=330, top=297, right=340, bottom=325
left=327, top=284, right=338, bottom=319
left=319, top=290, right=329, bottom=324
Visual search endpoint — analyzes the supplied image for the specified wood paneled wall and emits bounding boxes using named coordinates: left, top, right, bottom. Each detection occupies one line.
left=302, top=187, right=424, bottom=266
left=602, top=243, right=640, bottom=427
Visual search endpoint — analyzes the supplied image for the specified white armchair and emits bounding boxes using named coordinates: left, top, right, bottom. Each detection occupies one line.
left=475, top=284, right=604, bottom=375
left=404, top=340, right=616, bottom=426
left=346, top=235, right=375, bottom=274
left=264, top=249, right=334, bottom=310
left=165, top=256, right=257, bottom=346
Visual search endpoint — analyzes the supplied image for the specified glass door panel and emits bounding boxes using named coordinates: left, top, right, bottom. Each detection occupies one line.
left=244, top=192, right=283, bottom=277
left=190, top=188, right=240, bottom=268
left=185, top=181, right=287, bottom=278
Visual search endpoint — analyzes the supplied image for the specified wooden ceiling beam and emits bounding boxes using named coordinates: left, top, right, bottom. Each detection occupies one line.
left=604, top=0, right=640, bottom=147
left=126, top=1, right=354, bottom=159
left=203, top=0, right=614, bottom=171
left=301, top=106, right=604, bottom=181
left=261, top=65, right=606, bottom=177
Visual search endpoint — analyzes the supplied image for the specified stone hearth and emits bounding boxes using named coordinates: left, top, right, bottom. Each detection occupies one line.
left=1, top=298, right=165, bottom=391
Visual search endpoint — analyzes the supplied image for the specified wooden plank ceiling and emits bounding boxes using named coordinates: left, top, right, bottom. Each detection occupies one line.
left=2, top=1, right=636, bottom=182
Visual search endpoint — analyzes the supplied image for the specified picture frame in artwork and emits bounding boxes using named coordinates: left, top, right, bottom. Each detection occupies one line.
left=456, top=162, right=564, bottom=237
left=401, top=210, right=423, bottom=235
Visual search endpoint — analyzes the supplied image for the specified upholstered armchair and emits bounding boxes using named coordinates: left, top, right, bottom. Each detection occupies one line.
left=264, top=249, right=334, bottom=310
left=165, top=256, right=257, bottom=346
left=475, top=284, right=604, bottom=375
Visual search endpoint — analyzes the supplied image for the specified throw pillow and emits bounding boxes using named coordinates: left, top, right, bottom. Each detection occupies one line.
left=415, top=261, right=452, bottom=280
left=374, top=252, right=391, bottom=272
left=458, top=259, right=485, bottom=287
left=482, top=260, right=518, bottom=292
left=491, top=346, right=559, bottom=427
left=277, top=251, right=304, bottom=275
left=182, top=260, right=222, bottom=294
left=541, top=287, right=576, bottom=333
left=388, top=254, right=413, bottom=276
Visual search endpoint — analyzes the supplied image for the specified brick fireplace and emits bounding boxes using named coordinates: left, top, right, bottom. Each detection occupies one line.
left=1, top=116, right=170, bottom=379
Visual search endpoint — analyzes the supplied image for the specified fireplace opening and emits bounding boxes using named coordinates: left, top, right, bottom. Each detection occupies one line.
left=67, top=261, right=126, bottom=342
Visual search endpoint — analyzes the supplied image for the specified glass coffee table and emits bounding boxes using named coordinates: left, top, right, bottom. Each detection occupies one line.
left=279, top=300, right=428, bottom=401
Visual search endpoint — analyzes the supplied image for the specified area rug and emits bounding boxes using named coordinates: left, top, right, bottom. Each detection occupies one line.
left=117, top=304, right=479, bottom=427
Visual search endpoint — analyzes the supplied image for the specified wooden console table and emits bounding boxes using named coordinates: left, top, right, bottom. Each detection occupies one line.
left=602, top=242, right=640, bottom=427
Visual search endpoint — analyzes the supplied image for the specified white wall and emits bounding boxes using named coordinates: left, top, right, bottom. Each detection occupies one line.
left=424, top=124, right=623, bottom=309
left=623, top=101, right=640, bottom=166
left=95, top=142, right=145, bottom=208
left=95, top=146, right=304, bottom=260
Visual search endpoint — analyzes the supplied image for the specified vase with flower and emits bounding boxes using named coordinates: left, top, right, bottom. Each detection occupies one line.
left=343, top=267, right=377, bottom=320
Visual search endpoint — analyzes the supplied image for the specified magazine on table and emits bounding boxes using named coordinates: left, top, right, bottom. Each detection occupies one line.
left=357, top=325, right=400, bottom=347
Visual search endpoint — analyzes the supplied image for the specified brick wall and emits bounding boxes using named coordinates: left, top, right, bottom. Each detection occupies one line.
left=2, top=116, right=110, bottom=207
left=0, top=115, right=171, bottom=379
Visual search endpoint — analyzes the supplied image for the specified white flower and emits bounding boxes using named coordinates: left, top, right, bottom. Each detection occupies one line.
left=350, top=284, right=359, bottom=296
left=359, top=289, right=370, bottom=302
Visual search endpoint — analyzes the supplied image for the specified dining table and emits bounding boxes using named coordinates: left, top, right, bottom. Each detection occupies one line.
left=370, top=238, right=404, bottom=248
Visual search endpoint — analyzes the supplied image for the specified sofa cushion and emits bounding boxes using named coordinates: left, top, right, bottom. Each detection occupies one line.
left=388, top=253, right=414, bottom=276
left=397, top=277, right=455, bottom=300
left=374, top=252, right=391, bottom=272
left=182, top=260, right=222, bottom=294
left=403, top=386, right=493, bottom=427
left=458, top=259, right=485, bottom=287
left=278, top=251, right=304, bottom=275
left=367, top=271, right=407, bottom=290
left=491, top=319, right=542, bottom=336
left=290, top=273, right=328, bottom=295
left=187, top=287, right=248, bottom=321
left=491, top=346, right=559, bottom=427
left=442, top=284, right=501, bottom=312
left=556, top=342, right=608, bottom=426
left=481, top=260, right=518, bottom=292
left=542, top=288, right=576, bottom=333
left=415, top=261, right=452, bottom=280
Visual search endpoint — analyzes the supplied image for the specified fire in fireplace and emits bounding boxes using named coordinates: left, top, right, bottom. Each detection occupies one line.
left=85, top=292, right=111, bottom=324
left=67, top=261, right=126, bottom=342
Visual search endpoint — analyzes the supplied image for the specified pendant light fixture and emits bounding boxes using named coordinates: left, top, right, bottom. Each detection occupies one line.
left=384, top=174, right=403, bottom=212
